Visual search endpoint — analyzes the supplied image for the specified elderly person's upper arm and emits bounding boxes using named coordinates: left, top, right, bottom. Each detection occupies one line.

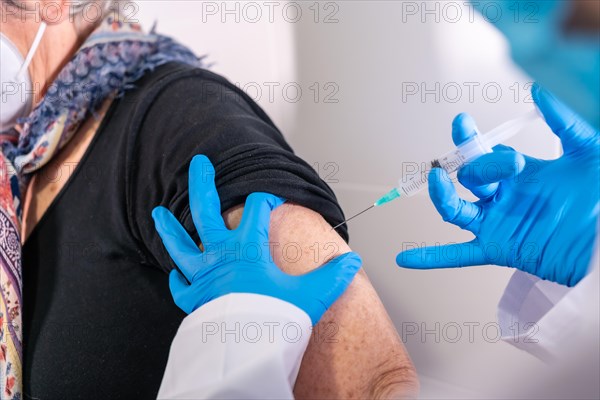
left=130, top=66, right=418, bottom=398
left=224, top=203, right=419, bottom=398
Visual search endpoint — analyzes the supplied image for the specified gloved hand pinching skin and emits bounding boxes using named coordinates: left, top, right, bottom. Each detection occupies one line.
left=152, top=155, right=362, bottom=325
left=397, top=85, right=599, bottom=287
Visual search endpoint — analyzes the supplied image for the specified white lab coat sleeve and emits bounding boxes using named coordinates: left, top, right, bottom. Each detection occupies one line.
left=157, top=293, right=313, bottom=400
left=497, top=241, right=600, bottom=361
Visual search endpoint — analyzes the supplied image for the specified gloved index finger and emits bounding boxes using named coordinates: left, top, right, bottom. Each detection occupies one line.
left=452, top=112, right=479, bottom=146
left=188, top=155, right=229, bottom=244
left=452, top=112, right=504, bottom=199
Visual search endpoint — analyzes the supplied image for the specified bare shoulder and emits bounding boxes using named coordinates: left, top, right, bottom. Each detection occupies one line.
left=223, top=202, right=419, bottom=399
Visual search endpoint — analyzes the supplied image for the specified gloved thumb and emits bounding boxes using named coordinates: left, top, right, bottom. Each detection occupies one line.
left=532, top=84, right=598, bottom=154
left=304, top=252, right=362, bottom=323
left=396, top=241, right=486, bottom=268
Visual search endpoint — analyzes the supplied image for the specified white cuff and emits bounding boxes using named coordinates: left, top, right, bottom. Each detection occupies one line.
left=158, top=293, right=313, bottom=399
left=497, top=242, right=600, bottom=361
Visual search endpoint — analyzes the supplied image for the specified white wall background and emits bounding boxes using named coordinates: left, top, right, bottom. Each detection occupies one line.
left=136, top=1, right=560, bottom=396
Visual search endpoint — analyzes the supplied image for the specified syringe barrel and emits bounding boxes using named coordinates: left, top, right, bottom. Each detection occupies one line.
left=448, top=133, right=493, bottom=168
left=395, top=109, right=539, bottom=198
left=482, top=109, right=539, bottom=147
left=396, top=135, right=490, bottom=198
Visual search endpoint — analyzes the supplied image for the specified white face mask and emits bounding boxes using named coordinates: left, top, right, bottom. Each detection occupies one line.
left=0, top=22, right=46, bottom=133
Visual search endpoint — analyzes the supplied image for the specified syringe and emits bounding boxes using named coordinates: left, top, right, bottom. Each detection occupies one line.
left=332, top=109, right=540, bottom=230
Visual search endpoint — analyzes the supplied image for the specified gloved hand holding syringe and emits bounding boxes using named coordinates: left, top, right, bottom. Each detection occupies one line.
left=332, top=109, right=540, bottom=230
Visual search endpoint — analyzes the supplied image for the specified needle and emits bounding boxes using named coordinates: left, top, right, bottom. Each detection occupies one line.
left=331, top=204, right=375, bottom=230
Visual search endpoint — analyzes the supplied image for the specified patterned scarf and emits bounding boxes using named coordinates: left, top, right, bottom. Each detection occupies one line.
left=0, top=16, right=202, bottom=399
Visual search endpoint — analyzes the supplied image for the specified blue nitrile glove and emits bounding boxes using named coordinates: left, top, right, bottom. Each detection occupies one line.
left=152, top=155, right=362, bottom=325
left=397, top=85, right=599, bottom=286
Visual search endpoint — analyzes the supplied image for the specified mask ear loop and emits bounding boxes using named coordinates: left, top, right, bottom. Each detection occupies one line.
left=16, top=22, right=47, bottom=79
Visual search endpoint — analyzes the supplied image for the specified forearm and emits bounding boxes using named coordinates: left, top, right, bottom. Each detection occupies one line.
left=223, top=203, right=419, bottom=398
left=295, top=269, right=419, bottom=399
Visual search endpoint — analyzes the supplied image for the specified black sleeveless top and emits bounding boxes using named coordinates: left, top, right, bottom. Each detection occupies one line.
left=22, top=63, right=347, bottom=399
